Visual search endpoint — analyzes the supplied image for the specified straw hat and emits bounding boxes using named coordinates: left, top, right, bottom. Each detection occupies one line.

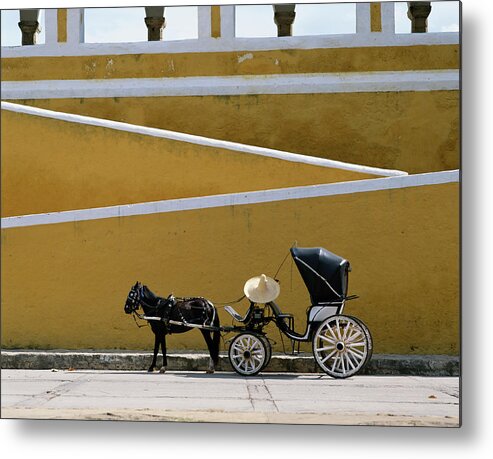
left=244, top=274, right=280, bottom=303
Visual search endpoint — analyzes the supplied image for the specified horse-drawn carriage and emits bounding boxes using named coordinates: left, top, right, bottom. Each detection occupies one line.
left=124, top=246, right=372, bottom=379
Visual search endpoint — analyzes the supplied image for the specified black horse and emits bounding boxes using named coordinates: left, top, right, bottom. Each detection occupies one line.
left=124, top=282, right=220, bottom=373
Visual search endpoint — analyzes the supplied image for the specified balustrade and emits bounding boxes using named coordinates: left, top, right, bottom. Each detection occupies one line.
left=407, top=2, right=432, bottom=33
left=1, top=3, right=458, bottom=54
left=18, top=9, right=41, bottom=45
left=144, top=6, right=166, bottom=41
left=273, top=4, right=296, bottom=37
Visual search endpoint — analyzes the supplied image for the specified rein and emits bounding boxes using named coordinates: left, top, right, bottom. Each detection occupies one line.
left=132, top=311, right=148, bottom=328
left=211, top=294, right=246, bottom=307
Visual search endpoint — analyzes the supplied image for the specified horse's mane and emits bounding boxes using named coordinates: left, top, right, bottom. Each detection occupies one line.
left=140, top=284, right=161, bottom=307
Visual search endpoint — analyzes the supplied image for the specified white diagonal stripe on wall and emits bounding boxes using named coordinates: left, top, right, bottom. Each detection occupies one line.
left=1, top=170, right=459, bottom=229
left=0, top=101, right=407, bottom=177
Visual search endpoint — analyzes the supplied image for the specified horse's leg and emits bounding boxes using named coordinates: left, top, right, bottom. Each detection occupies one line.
left=159, top=334, right=167, bottom=373
left=148, top=331, right=159, bottom=372
left=200, top=329, right=216, bottom=374
left=212, top=319, right=221, bottom=368
left=211, top=314, right=221, bottom=368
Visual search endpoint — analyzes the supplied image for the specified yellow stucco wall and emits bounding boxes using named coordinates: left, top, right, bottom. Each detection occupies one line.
left=57, top=9, right=68, bottom=43
left=1, top=108, right=385, bottom=218
left=17, top=89, right=459, bottom=174
left=370, top=3, right=382, bottom=32
left=2, top=42, right=459, bottom=174
left=211, top=6, right=221, bottom=38
left=1, top=45, right=459, bottom=81
left=1, top=181, right=459, bottom=355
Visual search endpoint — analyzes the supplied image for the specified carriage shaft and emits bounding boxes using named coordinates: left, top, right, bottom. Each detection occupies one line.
left=140, top=315, right=219, bottom=332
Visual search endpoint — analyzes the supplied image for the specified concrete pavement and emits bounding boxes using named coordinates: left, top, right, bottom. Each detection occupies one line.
left=1, top=369, right=460, bottom=427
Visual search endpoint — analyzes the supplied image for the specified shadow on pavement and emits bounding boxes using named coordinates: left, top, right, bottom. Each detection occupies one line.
left=60, top=370, right=311, bottom=380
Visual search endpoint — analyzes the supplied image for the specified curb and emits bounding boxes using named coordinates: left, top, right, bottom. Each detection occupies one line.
left=0, top=350, right=460, bottom=376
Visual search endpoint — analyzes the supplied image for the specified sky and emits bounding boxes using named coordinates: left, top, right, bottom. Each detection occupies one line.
left=0, top=1, right=460, bottom=46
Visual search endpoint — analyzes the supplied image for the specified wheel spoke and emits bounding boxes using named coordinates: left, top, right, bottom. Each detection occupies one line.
left=336, top=354, right=345, bottom=373
left=340, top=351, right=346, bottom=375
left=345, top=352, right=356, bottom=370
left=335, top=319, right=342, bottom=340
left=347, top=347, right=365, bottom=360
left=315, top=344, right=336, bottom=353
left=319, top=334, right=337, bottom=345
left=349, top=345, right=365, bottom=355
left=347, top=340, right=366, bottom=349
left=331, top=354, right=340, bottom=373
left=346, top=329, right=363, bottom=343
left=320, top=349, right=337, bottom=364
left=326, top=325, right=339, bottom=341
left=342, top=322, right=350, bottom=341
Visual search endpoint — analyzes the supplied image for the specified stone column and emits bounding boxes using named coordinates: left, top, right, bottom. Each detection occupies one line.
left=145, top=6, right=166, bottom=41
left=407, top=2, right=432, bottom=33
left=18, top=9, right=40, bottom=45
left=273, top=4, right=296, bottom=37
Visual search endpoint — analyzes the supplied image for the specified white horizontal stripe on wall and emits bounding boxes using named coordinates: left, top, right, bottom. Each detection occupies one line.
left=1, top=170, right=459, bottom=229
left=1, top=101, right=407, bottom=177
left=1, top=70, right=459, bottom=99
left=0, top=32, right=460, bottom=58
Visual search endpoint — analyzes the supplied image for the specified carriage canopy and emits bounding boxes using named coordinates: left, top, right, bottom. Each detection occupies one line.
left=290, top=247, right=350, bottom=304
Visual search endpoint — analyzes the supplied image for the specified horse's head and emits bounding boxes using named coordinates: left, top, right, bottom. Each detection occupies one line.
left=124, top=282, right=142, bottom=314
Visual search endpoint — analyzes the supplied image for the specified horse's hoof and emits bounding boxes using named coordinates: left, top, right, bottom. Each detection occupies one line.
left=205, top=369, right=215, bottom=374
left=159, top=367, right=166, bottom=374
left=147, top=368, right=155, bottom=373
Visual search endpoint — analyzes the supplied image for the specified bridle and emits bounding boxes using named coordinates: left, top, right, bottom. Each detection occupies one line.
left=126, top=285, right=150, bottom=328
left=126, top=286, right=141, bottom=314
left=126, top=284, right=175, bottom=327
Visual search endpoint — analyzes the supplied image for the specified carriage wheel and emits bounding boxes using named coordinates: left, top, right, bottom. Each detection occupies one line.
left=258, top=334, right=272, bottom=370
left=312, top=315, right=371, bottom=379
left=350, top=316, right=373, bottom=367
left=228, top=332, right=267, bottom=376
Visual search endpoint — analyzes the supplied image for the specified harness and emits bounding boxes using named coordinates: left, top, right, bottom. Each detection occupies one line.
left=173, top=296, right=216, bottom=329
left=132, top=286, right=216, bottom=330
left=137, top=289, right=175, bottom=326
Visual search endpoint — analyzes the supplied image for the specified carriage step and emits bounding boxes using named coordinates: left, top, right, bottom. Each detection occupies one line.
left=224, top=305, right=247, bottom=323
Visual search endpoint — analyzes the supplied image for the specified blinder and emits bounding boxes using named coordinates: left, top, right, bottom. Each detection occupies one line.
left=124, top=287, right=141, bottom=314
